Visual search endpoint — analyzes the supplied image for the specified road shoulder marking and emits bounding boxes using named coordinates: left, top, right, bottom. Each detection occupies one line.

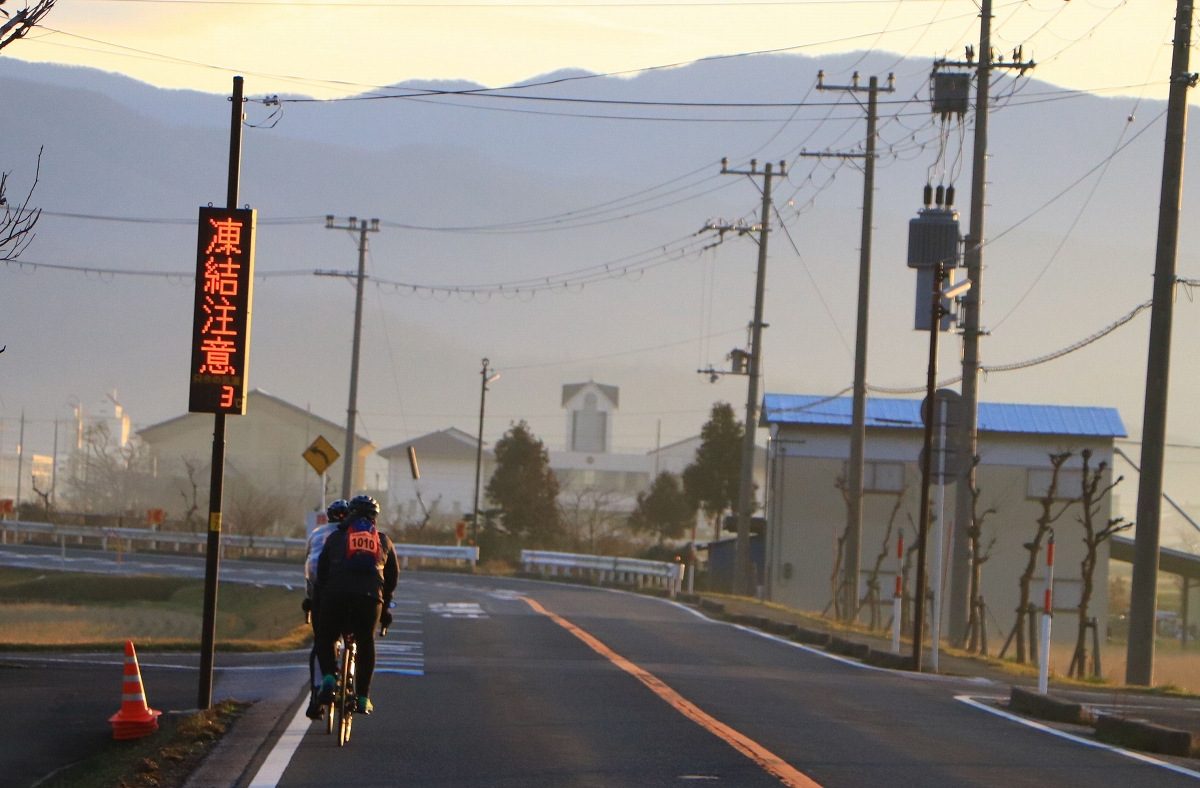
left=518, top=594, right=822, bottom=788
left=955, top=695, right=1200, bottom=781
left=246, top=694, right=312, bottom=788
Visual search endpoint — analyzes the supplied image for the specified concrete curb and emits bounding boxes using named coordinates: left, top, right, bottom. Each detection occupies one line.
left=183, top=686, right=308, bottom=788
left=1009, top=686, right=1094, bottom=725
left=1096, top=714, right=1198, bottom=758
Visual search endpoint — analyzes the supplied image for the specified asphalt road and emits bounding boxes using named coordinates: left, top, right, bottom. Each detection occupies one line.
left=259, top=574, right=1200, bottom=788
left=0, top=542, right=304, bottom=587
left=2, top=648, right=307, bottom=788
left=5, top=556, right=1200, bottom=787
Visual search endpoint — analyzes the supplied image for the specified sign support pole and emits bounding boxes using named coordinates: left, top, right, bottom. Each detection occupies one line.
left=198, top=75, right=244, bottom=710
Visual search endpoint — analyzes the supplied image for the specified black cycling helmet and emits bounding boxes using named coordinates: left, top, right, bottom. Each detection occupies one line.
left=326, top=499, right=351, bottom=524
left=349, top=494, right=380, bottom=520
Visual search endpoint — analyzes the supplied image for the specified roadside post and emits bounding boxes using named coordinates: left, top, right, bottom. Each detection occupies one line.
left=303, top=435, right=339, bottom=513
left=192, top=76, right=254, bottom=710
left=1038, top=536, right=1055, bottom=693
left=892, top=533, right=904, bottom=654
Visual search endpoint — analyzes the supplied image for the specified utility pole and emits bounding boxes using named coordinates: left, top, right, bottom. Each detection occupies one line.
left=716, top=157, right=784, bottom=596
left=325, top=215, right=380, bottom=500
left=471, top=358, right=499, bottom=543
left=50, top=418, right=58, bottom=507
left=15, top=410, right=24, bottom=512
left=1127, top=0, right=1195, bottom=687
left=803, top=70, right=894, bottom=620
left=913, top=264, right=971, bottom=672
left=198, top=74, right=245, bottom=710
left=941, top=6, right=1036, bottom=645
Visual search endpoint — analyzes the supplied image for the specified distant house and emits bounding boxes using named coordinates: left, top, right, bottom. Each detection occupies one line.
left=762, top=392, right=1126, bottom=644
left=378, top=428, right=493, bottom=523
left=139, top=389, right=375, bottom=512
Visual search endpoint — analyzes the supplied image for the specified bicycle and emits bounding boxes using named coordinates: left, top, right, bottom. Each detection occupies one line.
left=328, top=619, right=388, bottom=747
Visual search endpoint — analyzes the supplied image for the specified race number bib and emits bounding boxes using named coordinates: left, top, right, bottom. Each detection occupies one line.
left=347, top=529, right=380, bottom=559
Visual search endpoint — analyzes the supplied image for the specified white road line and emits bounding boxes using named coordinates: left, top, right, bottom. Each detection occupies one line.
left=247, top=696, right=312, bottom=788
left=955, top=695, right=1200, bottom=781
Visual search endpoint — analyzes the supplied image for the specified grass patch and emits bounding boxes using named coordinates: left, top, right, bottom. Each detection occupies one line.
left=36, top=699, right=250, bottom=788
left=0, top=567, right=308, bottom=651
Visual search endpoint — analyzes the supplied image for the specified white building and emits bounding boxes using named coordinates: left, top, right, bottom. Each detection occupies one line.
left=378, top=428, right=493, bottom=524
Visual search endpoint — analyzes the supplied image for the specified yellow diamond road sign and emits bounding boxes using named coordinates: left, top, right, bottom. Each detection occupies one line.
left=303, top=436, right=340, bottom=476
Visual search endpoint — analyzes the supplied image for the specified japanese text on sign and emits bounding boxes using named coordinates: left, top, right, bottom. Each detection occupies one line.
left=189, top=207, right=256, bottom=415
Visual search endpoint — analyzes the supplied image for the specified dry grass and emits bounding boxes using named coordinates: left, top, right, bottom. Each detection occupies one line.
left=0, top=567, right=308, bottom=651
left=38, top=699, right=250, bottom=788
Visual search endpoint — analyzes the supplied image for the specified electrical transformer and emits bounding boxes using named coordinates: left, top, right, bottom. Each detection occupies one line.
left=908, top=187, right=963, bottom=331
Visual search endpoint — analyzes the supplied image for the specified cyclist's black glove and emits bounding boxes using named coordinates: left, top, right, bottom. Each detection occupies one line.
left=380, top=611, right=393, bottom=629
left=301, top=598, right=312, bottom=614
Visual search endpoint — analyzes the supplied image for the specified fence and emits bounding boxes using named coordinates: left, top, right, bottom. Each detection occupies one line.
left=521, top=549, right=684, bottom=596
left=0, top=520, right=478, bottom=566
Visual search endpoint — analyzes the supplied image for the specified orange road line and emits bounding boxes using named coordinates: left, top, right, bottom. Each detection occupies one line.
left=517, top=595, right=823, bottom=788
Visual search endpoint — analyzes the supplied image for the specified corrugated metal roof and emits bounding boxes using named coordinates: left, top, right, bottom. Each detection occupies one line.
left=763, top=393, right=1126, bottom=438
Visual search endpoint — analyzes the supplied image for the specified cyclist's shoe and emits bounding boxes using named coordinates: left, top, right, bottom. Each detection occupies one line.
left=317, top=675, right=336, bottom=704
left=305, top=690, right=322, bottom=720
left=356, top=696, right=373, bottom=715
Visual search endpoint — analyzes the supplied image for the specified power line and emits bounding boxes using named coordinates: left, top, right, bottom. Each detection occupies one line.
left=866, top=297, right=1154, bottom=394
left=72, top=0, right=980, bottom=5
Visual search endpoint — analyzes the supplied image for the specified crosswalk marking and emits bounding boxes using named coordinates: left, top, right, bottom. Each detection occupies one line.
left=377, top=596, right=425, bottom=676
left=428, top=602, right=488, bottom=619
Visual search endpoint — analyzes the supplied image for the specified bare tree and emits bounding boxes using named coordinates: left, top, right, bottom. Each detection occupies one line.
left=0, top=147, right=43, bottom=262
left=179, top=457, right=204, bottom=531
left=0, top=2, right=56, bottom=51
left=560, top=487, right=621, bottom=552
left=964, top=455, right=999, bottom=654
left=857, top=484, right=909, bottom=629
left=1068, top=448, right=1131, bottom=677
left=1003, top=452, right=1076, bottom=664
left=827, top=474, right=852, bottom=619
left=30, top=478, right=52, bottom=519
left=64, top=422, right=155, bottom=516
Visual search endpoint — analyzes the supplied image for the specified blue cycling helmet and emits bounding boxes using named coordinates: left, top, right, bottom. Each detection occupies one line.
left=349, top=494, right=380, bottom=520
left=326, top=499, right=351, bottom=524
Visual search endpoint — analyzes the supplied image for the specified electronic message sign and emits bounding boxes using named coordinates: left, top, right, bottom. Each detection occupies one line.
left=188, top=207, right=256, bottom=415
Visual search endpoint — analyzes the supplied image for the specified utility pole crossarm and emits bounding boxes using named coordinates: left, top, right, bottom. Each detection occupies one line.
left=797, top=151, right=874, bottom=159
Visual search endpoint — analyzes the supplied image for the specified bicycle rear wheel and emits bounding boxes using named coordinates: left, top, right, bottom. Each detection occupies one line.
left=337, top=640, right=356, bottom=746
left=326, top=639, right=342, bottom=735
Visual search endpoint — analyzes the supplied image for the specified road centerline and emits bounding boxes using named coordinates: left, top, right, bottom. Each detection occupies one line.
left=516, top=594, right=823, bottom=788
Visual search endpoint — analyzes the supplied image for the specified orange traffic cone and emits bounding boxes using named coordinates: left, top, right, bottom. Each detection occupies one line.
left=109, top=641, right=162, bottom=740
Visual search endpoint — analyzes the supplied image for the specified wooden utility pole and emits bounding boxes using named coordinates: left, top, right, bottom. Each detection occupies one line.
left=198, top=75, right=245, bottom=709
left=472, top=358, right=498, bottom=543
left=942, top=1, right=1035, bottom=645
left=1128, top=0, right=1195, bottom=687
left=325, top=215, right=380, bottom=500
left=804, top=70, right=894, bottom=620
left=718, top=158, right=784, bottom=596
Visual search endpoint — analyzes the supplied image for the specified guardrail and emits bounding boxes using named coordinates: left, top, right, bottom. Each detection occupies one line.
left=397, top=543, right=479, bottom=568
left=521, top=549, right=684, bottom=596
left=0, top=520, right=479, bottom=566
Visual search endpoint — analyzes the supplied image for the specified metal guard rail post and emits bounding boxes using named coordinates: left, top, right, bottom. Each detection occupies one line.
left=520, top=549, right=683, bottom=597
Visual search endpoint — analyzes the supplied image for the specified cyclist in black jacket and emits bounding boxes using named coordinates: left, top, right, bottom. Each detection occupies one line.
left=314, top=494, right=399, bottom=715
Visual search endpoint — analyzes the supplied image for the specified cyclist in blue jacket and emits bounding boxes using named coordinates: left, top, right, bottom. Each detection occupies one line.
left=314, top=494, right=398, bottom=715
left=303, top=499, right=348, bottom=720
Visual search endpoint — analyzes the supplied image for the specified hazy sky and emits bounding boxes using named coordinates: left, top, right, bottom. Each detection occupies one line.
left=13, top=0, right=1178, bottom=100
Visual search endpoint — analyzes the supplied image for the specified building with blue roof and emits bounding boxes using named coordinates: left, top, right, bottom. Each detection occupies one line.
left=759, top=392, right=1126, bottom=650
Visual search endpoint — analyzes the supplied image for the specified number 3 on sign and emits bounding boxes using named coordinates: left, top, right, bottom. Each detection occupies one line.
left=220, top=385, right=235, bottom=409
